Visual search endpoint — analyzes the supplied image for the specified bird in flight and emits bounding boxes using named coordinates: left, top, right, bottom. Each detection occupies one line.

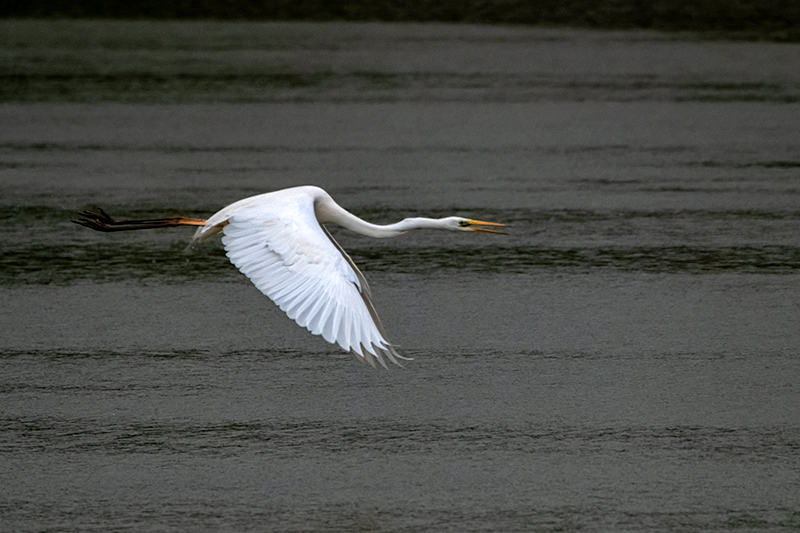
left=74, top=185, right=505, bottom=368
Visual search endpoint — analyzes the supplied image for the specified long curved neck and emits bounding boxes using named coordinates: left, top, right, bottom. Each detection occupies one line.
left=315, top=195, right=445, bottom=238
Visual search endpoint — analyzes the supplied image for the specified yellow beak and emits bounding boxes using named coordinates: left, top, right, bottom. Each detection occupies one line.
left=467, top=219, right=507, bottom=235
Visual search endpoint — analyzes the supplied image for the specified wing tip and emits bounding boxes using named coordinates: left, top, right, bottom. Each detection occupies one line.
left=353, top=341, right=412, bottom=369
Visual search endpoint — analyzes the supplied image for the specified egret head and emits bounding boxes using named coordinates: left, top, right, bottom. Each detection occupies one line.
left=447, top=217, right=507, bottom=234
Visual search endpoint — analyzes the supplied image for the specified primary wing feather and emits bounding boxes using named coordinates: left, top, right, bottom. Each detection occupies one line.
left=209, top=191, right=403, bottom=367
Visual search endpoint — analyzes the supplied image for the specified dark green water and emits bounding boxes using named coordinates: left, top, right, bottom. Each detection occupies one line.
left=1, top=21, right=799, bottom=532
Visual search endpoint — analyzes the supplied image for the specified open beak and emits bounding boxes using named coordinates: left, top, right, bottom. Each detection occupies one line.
left=467, top=219, right=508, bottom=235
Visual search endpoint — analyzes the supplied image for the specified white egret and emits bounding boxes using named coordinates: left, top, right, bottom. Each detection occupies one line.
left=74, top=185, right=506, bottom=367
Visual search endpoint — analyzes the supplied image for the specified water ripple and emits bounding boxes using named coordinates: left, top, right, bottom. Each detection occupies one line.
left=2, top=415, right=798, bottom=460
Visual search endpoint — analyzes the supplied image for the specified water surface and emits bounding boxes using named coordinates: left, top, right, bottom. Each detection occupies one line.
left=1, top=21, right=799, bottom=532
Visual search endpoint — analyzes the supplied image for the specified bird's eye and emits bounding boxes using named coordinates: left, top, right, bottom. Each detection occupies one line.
left=458, top=220, right=470, bottom=227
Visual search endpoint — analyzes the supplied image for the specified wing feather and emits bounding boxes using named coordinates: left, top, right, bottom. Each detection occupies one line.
left=211, top=192, right=405, bottom=367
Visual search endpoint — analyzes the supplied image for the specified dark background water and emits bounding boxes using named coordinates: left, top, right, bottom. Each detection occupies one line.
left=1, top=21, right=800, bottom=532
left=4, top=0, right=800, bottom=41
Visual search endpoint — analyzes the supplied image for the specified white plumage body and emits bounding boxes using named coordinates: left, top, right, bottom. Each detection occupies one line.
left=196, top=186, right=403, bottom=367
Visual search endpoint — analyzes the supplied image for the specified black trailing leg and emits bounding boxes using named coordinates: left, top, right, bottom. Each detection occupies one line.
left=72, top=207, right=206, bottom=232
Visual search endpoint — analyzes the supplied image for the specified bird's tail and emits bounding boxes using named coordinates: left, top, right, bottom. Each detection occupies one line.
left=73, top=207, right=206, bottom=232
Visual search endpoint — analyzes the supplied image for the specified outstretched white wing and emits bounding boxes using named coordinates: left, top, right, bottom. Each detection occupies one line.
left=202, top=193, right=404, bottom=367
